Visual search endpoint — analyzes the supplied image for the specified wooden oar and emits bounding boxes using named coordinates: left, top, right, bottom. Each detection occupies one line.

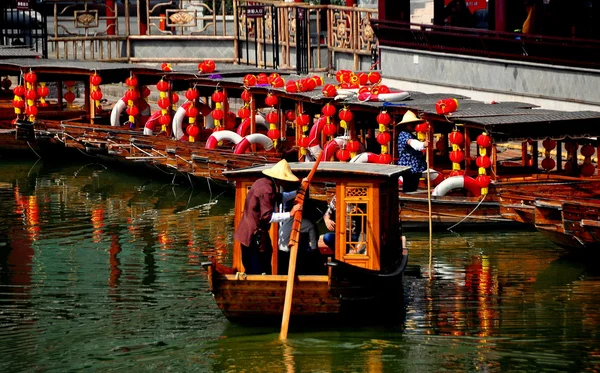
left=426, top=133, right=433, bottom=279
left=280, top=151, right=324, bottom=340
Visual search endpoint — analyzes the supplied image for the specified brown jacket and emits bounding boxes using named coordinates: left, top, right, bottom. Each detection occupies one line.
left=234, top=177, right=278, bottom=249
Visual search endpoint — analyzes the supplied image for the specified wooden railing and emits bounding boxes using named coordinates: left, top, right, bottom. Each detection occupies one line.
left=371, top=19, right=600, bottom=70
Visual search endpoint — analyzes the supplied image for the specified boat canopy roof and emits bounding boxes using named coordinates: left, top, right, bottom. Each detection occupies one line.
left=223, top=162, right=411, bottom=181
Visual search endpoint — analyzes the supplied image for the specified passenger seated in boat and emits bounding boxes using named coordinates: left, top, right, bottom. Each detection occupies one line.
left=318, top=197, right=366, bottom=255
left=397, top=110, right=429, bottom=193
left=234, top=160, right=303, bottom=275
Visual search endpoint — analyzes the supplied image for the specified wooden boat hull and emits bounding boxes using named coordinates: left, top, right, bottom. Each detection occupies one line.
left=204, top=253, right=408, bottom=323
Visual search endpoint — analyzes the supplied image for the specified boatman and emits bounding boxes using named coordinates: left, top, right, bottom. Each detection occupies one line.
left=234, top=160, right=303, bottom=275
left=397, top=110, right=429, bottom=192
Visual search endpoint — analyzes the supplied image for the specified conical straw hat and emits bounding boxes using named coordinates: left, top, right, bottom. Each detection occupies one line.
left=398, top=110, right=424, bottom=125
left=262, top=159, right=300, bottom=182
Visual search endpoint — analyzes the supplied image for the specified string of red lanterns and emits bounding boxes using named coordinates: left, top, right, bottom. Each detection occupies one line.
left=376, top=110, right=392, bottom=164
left=211, top=88, right=225, bottom=131
left=449, top=129, right=465, bottom=176
left=90, top=73, right=103, bottom=110
left=24, top=70, right=38, bottom=122
left=156, top=78, right=171, bottom=133
left=475, top=132, right=492, bottom=195
left=541, top=138, right=557, bottom=172
left=124, top=75, right=139, bottom=127
left=265, top=93, right=280, bottom=148
left=36, top=82, right=49, bottom=107
left=184, top=88, right=199, bottom=142
left=296, top=113, right=311, bottom=156
left=13, top=84, right=25, bottom=118
left=64, top=81, right=76, bottom=108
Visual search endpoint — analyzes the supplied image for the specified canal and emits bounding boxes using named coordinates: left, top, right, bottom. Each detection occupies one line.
left=1, top=157, right=599, bottom=372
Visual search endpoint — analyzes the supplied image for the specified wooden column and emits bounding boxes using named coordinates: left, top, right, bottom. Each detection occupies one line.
left=493, top=0, right=506, bottom=32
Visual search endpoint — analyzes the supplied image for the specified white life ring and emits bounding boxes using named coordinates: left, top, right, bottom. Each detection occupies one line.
left=172, top=100, right=211, bottom=140
left=357, top=90, right=411, bottom=102
left=235, top=115, right=268, bottom=137
left=432, top=175, right=481, bottom=197
left=205, top=130, right=243, bottom=149
left=350, top=152, right=380, bottom=163
left=110, top=96, right=151, bottom=127
left=233, top=133, right=274, bottom=154
left=143, top=111, right=163, bottom=135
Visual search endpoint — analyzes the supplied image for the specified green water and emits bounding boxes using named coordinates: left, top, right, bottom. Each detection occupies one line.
left=1, top=158, right=599, bottom=372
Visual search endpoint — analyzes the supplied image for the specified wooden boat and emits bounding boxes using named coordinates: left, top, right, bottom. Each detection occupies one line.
left=201, top=162, right=410, bottom=323
left=2, top=59, right=600, bottom=247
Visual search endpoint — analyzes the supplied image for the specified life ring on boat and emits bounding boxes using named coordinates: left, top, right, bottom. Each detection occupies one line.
left=350, top=151, right=380, bottom=163
left=205, top=130, right=243, bottom=149
left=235, top=115, right=268, bottom=136
left=357, top=90, right=411, bottom=102
left=205, top=110, right=237, bottom=130
left=172, top=100, right=211, bottom=140
left=110, top=96, right=151, bottom=127
left=143, top=110, right=162, bottom=135
left=233, top=133, right=274, bottom=154
left=432, top=175, right=481, bottom=197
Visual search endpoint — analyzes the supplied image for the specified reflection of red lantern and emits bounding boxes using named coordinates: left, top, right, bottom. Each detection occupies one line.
left=376, top=131, right=391, bottom=145
left=435, top=98, right=459, bottom=114
left=378, top=153, right=392, bottom=164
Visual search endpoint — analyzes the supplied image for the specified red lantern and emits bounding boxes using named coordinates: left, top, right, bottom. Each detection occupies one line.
left=415, top=123, right=428, bottom=133
left=13, top=85, right=25, bottom=97
left=476, top=175, right=491, bottom=188
left=449, top=150, right=465, bottom=163
left=266, top=111, right=279, bottom=124
left=244, top=74, right=257, bottom=87
left=158, top=114, right=171, bottom=126
left=476, top=155, right=491, bottom=169
left=271, top=76, right=285, bottom=88
left=321, top=104, right=336, bottom=117
left=240, top=89, right=251, bottom=103
left=449, top=131, right=464, bottom=145
left=171, top=92, right=179, bottom=105
left=37, top=85, right=49, bottom=98
left=357, top=72, right=368, bottom=86
left=158, top=97, right=170, bottom=109
left=376, top=132, right=391, bottom=145
left=256, top=73, right=268, bottom=85
left=161, top=62, right=172, bottom=72
left=125, top=76, right=138, bottom=87
left=476, top=133, right=492, bottom=148
left=156, top=80, right=169, bottom=92
left=323, top=123, right=337, bottom=137
left=336, top=148, right=351, bottom=162
left=297, top=113, right=310, bottom=127
left=285, top=80, right=298, bottom=93
left=90, top=74, right=102, bottom=86
left=25, top=106, right=38, bottom=116
left=212, top=90, right=225, bottom=103
left=186, top=106, right=198, bottom=118
left=238, top=107, right=251, bottom=119
left=125, top=89, right=139, bottom=101
left=285, top=110, right=295, bottom=121
left=338, top=108, right=353, bottom=122
left=347, top=140, right=360, bottom=153
left=212, top=109, right=224, bottom=121
left=368, top=71, right=381, bottom=85
left=25, top=89, right=37, bottom=100
left=12, top=98, right=25, bottom=108
left=298, top=136, right=310, bottom=148
left=377, top=85, right=390, bottom=94
left=90, top=90, right=103, bottom=101
left=378, top=153, right=392, bottom=164
left=322, top=84, right=337, bottom=97
left=186, top=124, right=200, bottom=137
left=126, top=106, right=139, bottom=117
left=376, top=111, right=391, bottom=126
left=185, top=88, right=198, bottom=101
left=267, top=128, right=281, bottom=141
left=24, top=71, right=37, bottom=83
left=265, top=94, right=278, bottom=107
left=436, top=98, right=459, bottom=115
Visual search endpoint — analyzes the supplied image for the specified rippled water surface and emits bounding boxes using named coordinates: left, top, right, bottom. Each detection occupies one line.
left=1, top=158, right=599, bottom=372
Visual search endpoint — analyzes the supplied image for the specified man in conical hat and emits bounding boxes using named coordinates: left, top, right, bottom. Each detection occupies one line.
left=397, top=110, right=429, bottom=193
left=234, top=159, right=303, bottom=274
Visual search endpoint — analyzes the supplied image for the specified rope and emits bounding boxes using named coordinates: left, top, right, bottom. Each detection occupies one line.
left=446, top=193, right=487, bottom=231
left=26, top=141, right=41, bottom=159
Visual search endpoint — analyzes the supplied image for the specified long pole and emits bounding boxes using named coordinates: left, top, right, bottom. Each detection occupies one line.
left=426, top=129, right=433, bottom=278
left=280, top=151, right=323, bottom=340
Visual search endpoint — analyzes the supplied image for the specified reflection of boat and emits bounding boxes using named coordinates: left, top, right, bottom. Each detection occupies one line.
left=202, top=162, right=410, bottom=323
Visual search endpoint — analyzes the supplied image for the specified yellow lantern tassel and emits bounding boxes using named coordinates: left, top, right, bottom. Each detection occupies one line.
left=452, top=163, right=461, bottom=171
left=340, top=120, right=347, bottom=129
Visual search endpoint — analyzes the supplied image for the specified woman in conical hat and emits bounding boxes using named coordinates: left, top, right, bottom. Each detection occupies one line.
left=234, top=160, right=303, bottom=274
left=397, top=110, right=429, bottom=193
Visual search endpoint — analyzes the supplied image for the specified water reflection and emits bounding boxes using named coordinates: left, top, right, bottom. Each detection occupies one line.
left=1, top=158, right=600, bottom=372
